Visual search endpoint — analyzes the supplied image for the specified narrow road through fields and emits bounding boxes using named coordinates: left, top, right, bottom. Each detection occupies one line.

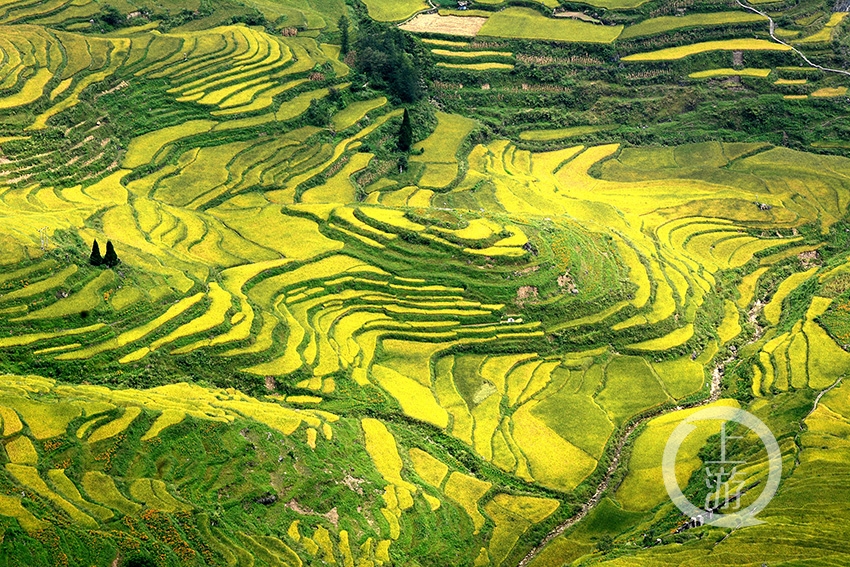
left=736, top=0, right=850, bottom=77
left=518, top=305, right=768, bottom=566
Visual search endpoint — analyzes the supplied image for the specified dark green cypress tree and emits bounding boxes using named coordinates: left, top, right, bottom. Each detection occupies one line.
left=89, top=240, right=103, bottom=266
left=103, top=240, right=119, bottom=268
left=339, top=15, right=350, bottom=55
left=398, top=108, right=413, bottom=152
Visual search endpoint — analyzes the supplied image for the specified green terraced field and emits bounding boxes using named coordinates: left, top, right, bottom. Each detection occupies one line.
left=620, top=12, right=765, bottom=39
left=478, top=8, right=624, bottom=43
left=0, top=0, right=849, bottom=565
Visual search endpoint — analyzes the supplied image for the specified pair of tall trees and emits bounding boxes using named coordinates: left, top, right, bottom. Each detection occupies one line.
left=90, top=240, right=119, bottom=268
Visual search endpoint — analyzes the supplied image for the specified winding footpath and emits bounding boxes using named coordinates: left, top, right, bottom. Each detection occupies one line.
left=736, top=0, right=850, bottom=77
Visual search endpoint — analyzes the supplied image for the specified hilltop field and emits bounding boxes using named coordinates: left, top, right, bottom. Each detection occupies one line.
left=0, top=0, right=849, bottom=565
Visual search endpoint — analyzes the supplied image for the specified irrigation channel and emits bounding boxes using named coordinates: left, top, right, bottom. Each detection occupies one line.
left=737, top=0, right=850, bottom=77
left=517, top=303, right=772, bottom=565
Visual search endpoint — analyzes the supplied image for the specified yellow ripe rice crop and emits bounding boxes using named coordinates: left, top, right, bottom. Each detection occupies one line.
left=623, top=39, right=790, bottom=61
left=275, top=87, right=333, bottom=121
left=411, top=112, right=476, bottom=188
left=617, top=400, right=739, bottom=511
left=738, top=266, right=769, bottom=308
left=129, top=478, right=187, bottom=512
left=718, top=300, right=742, bottom=344
left=81, top=471, right=142, bottom=516
left=4, top=435, right=38, bottom=464
left=483, top=494, right=559, bottom=565
left=58, top=293, right=205, bottom=360
left=472, top=395, right=503, bottom=461
left=0, top=68, right=53, bottom=110
left=87, top=406, right=142, bottom=443
left=764, top=267, right=818, bottom=325
left=422, top=39, right=470, bottom=48
left=788, top=332, right=808, bottom=389
left=0, top=493, right=47, bottom=533
left=444, top=471, right=492, bottom=533
left=628, top=324, right=694, bottom=351
left=689, top=68, right=771, bottom=79
left=520, top=125, right=615, bottom=141
left=481, top=354, right=537, bottom=393
left=361, top=0, right=429, bottom=22
left=452, top=218, right=502, bottom=241
left=213, top=79, right=311, bottom=116
left=409, top=448, right=449, bottom=488
left=362, top=418, right=418, bottom=502
left=360, top=208, right=426, bottom=232
left=436, top=62, right=515, bottom=71
left=483, top=499, right=530, bottom=566
left=0, top=264, right=77, bottom=302
left=431, top=49, right=513, bottom=58
left=140, top=409, right=186, bottom=441
left=46, top=469, right=113, bottom=521
left=652, top=356, right=705, bottom=399
left=6, top=464, right=97, bottom=528
left=412, top=112, right=476, bottom=164
left=794, top=12, right=848, bottom=43
left=301, top=152, right=374, bottom=204
left=11, top=398, right=81, bottom=439
left=16, top=270, right=114, bottom=321
left=511, top=402, right=597, bottom=491
left=123, top=120, right=217, bottom=168
left=332, top=98, right=387, bottom=131
left=492, top=493, right=559, bottom=523
left=149, top=283, right=232, bottom=353
left=435, top=357, right=475, bottom=444
left=811, top=87, right=848, bottom=97
left=0, top=406, right=23, bottom=436
left=621, top=11, right=764, bottom=39
left=615, top=240, right=651, bottom=309
left=221, top=399, right=311, bottom=435
left=804, top=320, right=850, bottom=389
left=478, top=8, right=623, bottom=43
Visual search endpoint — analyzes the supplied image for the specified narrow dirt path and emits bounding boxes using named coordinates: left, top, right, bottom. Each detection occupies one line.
left=736, top=0, right=850, bottom=77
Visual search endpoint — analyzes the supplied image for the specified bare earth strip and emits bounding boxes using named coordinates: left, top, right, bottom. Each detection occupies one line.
left=399, top=14, right=487, bottom=37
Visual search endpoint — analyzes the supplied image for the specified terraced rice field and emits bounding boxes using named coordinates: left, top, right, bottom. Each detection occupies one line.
left=620, top=11, right=765, bottom=39
left=0, top=2, right=849, bottom=565
left=478, top=8, right=624, bottom=43
left=520, top=125, right=616, bottom=141
left=794, top=12, right=848, bottom=43
left=436, top=62, right=515, bottom=71
left=689, top=68, right=772, bottom=79
left=622, top=39, right=791, bottom=61
left=361, top=0, right=429, bottom=22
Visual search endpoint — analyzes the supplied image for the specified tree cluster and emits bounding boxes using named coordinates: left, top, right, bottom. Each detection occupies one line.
left=353, top=24, right=426, bottom=103
left=90, top=239, right=120, bottom=268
